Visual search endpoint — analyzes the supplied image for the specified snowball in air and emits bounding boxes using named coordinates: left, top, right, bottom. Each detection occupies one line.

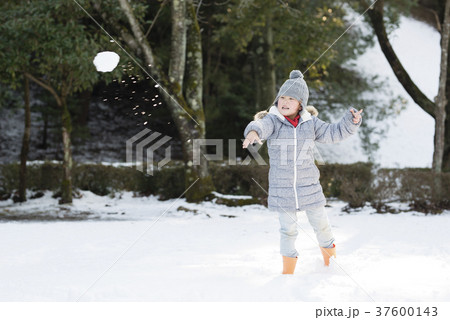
left=93, top=51, right=120, bottom=72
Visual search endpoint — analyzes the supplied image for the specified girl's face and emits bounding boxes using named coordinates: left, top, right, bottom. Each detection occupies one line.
left=277, top=96, right=302, bottom=119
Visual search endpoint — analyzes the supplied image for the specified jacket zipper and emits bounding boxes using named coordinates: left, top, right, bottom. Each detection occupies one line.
left=293, top=126, right=299, bottom=210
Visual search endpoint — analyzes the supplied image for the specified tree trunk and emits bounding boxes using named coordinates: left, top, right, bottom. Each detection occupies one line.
left=252, top=56, right=262, bottom=109
left=17, top=75, right=31, bottom=203
left=443, top=11, right=450, bottom=172
left=169, top=0, right=186, bottom=88
left=262, top=13, right=276, bottom=108
left=184, top=0, right=215, bottom=200
left=433, top=0, right=450, bottom=173
left=25, top=72, right=75, bottom=204
left=444, top=100, right=450, bottom=170
left=248, top=14, right=275, bottom=162
left=412, top=0, right=450, bottom=172
left=117, top=0, right=215, bottom=202
left=60, top=97, right=73, bottom=204
left=250, top=13, right=276, bottom=110
left=432, top=0, right=450, bottom=198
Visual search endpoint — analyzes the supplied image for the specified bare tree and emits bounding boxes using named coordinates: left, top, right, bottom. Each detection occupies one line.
left=366, top=0, right=449, bottom=175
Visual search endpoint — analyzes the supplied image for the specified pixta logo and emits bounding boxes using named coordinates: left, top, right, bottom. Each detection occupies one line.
left=127, top=131, right=326, bottom=175
left=126, top=129, right=172, bottom=175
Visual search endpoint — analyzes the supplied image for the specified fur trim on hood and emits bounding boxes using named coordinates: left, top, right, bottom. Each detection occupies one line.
left=253, top=106, right=318, bottom=121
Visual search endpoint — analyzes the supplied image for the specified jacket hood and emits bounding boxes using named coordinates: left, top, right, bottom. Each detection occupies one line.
left=253, top=105, right=318, bottom=122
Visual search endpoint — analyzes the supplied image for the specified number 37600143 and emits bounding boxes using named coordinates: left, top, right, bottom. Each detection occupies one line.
left=376, top=307, right=438, bottom=317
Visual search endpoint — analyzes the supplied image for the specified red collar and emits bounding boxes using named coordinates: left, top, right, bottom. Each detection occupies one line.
left=284, top=114, right=300, bottom=127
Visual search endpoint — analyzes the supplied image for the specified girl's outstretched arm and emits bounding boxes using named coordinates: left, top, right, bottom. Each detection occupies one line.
left=314, top=107, right=363, bottom=144
left=243, top=114, right=276, bottom=144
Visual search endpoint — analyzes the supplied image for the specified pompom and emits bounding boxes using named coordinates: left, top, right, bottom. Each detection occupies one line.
left=289, top=70, right=303, bottom=79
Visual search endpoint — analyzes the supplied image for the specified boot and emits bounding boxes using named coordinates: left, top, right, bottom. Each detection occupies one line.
left=320, top=244, right=336, bottom=266
left=282, top=256, right=298, bottom=274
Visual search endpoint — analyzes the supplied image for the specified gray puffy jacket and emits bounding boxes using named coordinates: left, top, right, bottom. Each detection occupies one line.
left=243, top=105, right=362, bottom=213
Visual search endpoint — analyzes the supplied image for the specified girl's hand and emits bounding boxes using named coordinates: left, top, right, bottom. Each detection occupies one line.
left=350, top=108, right=363, bottom=124
left=242, top=131, right=262, bottom=149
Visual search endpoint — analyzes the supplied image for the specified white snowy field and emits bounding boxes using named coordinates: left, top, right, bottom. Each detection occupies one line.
left=1, top=191, right=449, bottom=302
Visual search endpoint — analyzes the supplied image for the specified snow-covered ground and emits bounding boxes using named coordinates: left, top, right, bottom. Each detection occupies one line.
left=1, top=191, right=449, bottom=302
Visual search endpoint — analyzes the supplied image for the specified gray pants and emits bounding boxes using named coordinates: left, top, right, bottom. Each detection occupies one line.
left=278, top=205, right=335, bottom=258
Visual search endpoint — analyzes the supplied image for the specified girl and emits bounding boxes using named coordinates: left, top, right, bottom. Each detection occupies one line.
left=242, top=70, right=363, bottom=274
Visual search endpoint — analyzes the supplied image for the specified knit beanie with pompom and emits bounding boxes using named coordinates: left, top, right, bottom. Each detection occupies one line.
left=273, top=70, right=309, bottom=108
